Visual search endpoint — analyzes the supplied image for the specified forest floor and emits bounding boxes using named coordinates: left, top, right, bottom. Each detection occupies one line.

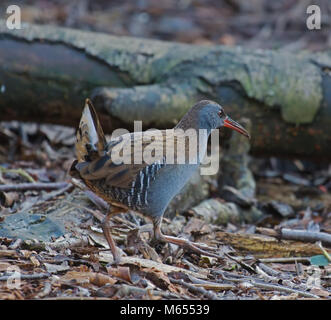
left=0, top=120, right=330, bottom=300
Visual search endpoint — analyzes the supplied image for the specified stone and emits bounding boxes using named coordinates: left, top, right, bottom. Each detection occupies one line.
left=0, top=212, right=65, bottom=241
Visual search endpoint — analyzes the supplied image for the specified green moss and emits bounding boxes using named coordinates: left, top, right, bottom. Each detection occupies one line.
left=0, top=21, right=326, bottom=125
left=193, top=47, right=323, bottom=124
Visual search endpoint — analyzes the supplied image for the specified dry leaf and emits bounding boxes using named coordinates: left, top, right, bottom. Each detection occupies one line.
left=62, top=271, right=117, bottom=287
left=30, top=255, right=40, bottom=267
left=0, top=262, right=12, bottom=271
left=106, top=266, right=132, bottom=283
left=310, top=287, right=330, bottom=298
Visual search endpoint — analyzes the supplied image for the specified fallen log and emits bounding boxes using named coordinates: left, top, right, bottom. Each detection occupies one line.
left=0, top=21, right=331, bottom=159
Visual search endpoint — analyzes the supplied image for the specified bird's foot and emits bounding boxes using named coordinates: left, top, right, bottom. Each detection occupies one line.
left=138, top=223, right=154, bottom=236
left=111, top=251, right=122, bottom=265
left=97, top=247, right=122, bottom=265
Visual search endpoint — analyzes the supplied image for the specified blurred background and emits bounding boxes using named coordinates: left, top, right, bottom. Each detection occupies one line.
left=0, top=0, right=330, bottom=228
left=1, top=0, right=330, bottom=51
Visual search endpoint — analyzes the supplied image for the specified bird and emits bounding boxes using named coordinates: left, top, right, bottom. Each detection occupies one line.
left=70, top=99, right=249, bottom=263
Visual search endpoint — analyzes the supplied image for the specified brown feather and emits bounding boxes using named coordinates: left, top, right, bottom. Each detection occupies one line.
left=75, top=99, right=107, bottom=162
left=76, top=129, right=200, bottom=189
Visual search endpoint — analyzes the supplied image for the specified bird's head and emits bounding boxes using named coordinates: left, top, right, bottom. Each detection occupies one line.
left=193, top=100, right=250, bottom=138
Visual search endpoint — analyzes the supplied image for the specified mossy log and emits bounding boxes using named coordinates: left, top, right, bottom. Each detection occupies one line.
left=215, top=231, right=330, bottom=258
left=0, top=21, right=331, bottom=159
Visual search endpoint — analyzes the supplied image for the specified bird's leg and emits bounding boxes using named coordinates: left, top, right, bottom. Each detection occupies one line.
left=152, top=217, right=219, bottom=258
left=101, top=207, right=122, bottom=264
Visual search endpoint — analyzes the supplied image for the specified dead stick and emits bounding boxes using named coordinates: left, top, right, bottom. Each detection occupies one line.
left=84, top=190, right=109, bottom=211
left=114, top=284, right=182, bottom=299
left=62, top=200, right=105, bottom=222
left=224, top=253, right=257, bottom=274
left=187, top=275, right=235, bottom=292
left=0, top=166, right=36, bottom=183
left=258, top=257, right=311, bottom=263
left=0, top=273, right=50, bottom=281
left=23, top=183, right=73, bottom=212
left=250, top=281, right=319, bottom=299
left=71, top=178, right=109, bottom=211
left=169, top=278, right=220, bottom=300
left=34, top=281, right=52, bottom=299
left=216, top=272, right=318, bottom=299
left=257, top=263, right=283, bottom=278
left=0, top=182, right=70, bottom=192
left=280, top=228, right=331, bottom=246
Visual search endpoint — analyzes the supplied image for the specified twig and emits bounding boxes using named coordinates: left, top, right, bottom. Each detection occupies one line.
left=214, top=270, right=319, bottom=299
left=42, top=297, right=110, bottom=300
left=214, top=270, right=258, bottom=283
left=258, top=257, right=311, bottom=263
left=255, top=265, right=278, bottom=283
left=38, top=183, right=73, bottom=201
left=0, top=273, right=50, bottom=281
left=187, top=274, right=235, bottom=291
left=47, top=236, right=89, bottom=250
left=188, top=275, right=235, bottom=291
left=0, top=182, right=70, bottom=192
left=280, top=228, right=331, bottom=247
left=34, top=281, right=52, bottom=299
left=62, top=200, right=105, bottom=222
left=224, top=253, right=257, bottom=274
left=182, top=258, right=203, bottom=273
left=0, top=166, right=36, bottom=183
left=255, top=227, right=278, bottom=237
left=169, top=278, right=220, bottom=300
left=192, top=283, right=235, bottom=291
left=249, top=281, right=319, bottom=299
left=84, top=190, right=109, bottom=212
left=113, top=283, right=182, bottom=299
left=71, top=178, right=109, bottom=211
left=23, top=183, right=73, bottom=212
left=257, top=263, right=282, bottom=278
left=316, top=241, right=331, bottom=262
left=0, top=249, right=20, bottom=258
left=8, top=239, right=22, bottom=250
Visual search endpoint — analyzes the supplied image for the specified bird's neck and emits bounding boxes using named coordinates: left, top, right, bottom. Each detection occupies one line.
left=173, top=128, right=210, bottom=165
left=176, top=113, right=212, bottom=134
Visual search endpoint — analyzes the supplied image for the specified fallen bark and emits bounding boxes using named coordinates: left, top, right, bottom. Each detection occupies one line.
left=257, top=227, right=331, bottom=247
left=280, top=228, right=331, bottom=247
left=215, top=231, right=331, bottom=258
left=0, top=21, right=331, bottom=159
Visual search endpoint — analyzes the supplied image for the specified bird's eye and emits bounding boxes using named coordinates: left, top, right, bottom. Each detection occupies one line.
left=218, top=110, right=224, bottom=117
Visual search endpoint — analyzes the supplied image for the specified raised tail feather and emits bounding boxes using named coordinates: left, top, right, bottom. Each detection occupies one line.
left=75, top=98, right=107, bottom=163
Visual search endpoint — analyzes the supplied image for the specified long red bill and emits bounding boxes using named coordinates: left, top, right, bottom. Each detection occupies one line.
left=224, top=116, right=250, bottom=139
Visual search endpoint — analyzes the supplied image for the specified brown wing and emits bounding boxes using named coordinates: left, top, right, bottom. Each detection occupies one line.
left=76, top=129, right=182, bottom=189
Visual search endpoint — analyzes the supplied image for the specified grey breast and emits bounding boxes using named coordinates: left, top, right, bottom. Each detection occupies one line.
left=137, top=163, right=199, bottom=218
